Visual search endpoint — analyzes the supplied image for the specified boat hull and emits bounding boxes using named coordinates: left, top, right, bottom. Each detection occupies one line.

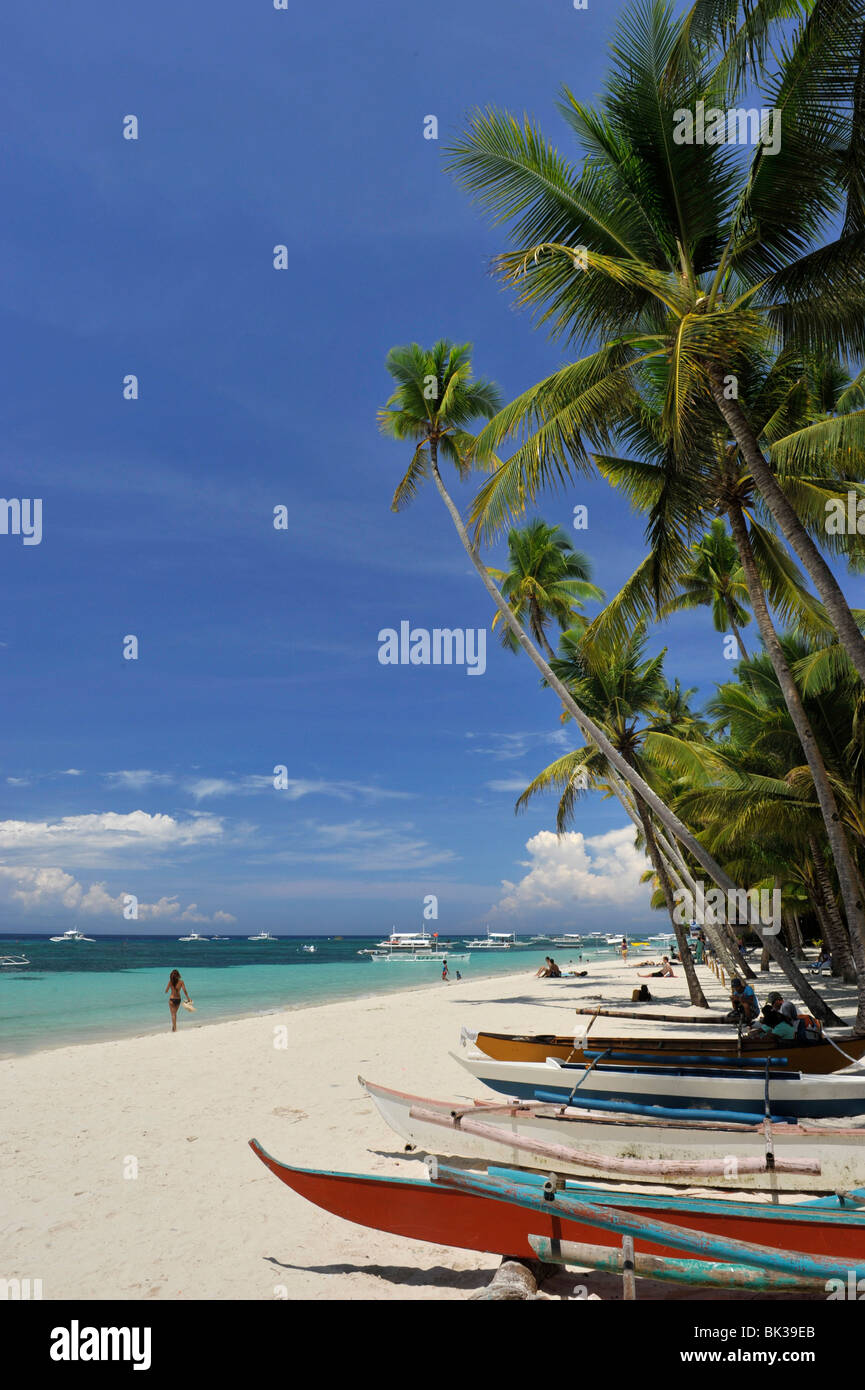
left=249, top=1140, right=865, bottom=1264
left=455, top=1051, right=865, bottom=1119
left=362, top=1077, right=865, bottom=1191
left=473, top=1029, right=865, bottom=1075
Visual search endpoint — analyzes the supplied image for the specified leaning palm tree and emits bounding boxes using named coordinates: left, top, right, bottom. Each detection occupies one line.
left=662, top=519, right=753, bottom=658
left=488, top=519, right=603, bottom=658
left=447, top=0, right=865, bottom=681
left=515, top=624, right=709, bottom=1007
left=379, top=339, right=762, bottom=902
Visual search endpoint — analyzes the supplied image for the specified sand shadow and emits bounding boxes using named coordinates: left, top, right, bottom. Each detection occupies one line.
left=263, top=1256, right=493, bottom=1290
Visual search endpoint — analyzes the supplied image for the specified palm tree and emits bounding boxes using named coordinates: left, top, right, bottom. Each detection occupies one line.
left=662, top=519, right=752, bottom=659
left=446, top=0, right=865, bottom=681
left=488, top=519, right=604, bottom=659
left=379, top=339, right=766, bottom=901
left=515, top=624, right=709, bottom=1007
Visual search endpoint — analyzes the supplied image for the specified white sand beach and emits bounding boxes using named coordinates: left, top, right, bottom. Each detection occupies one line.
left=1, top=954, right=857, bottom=1301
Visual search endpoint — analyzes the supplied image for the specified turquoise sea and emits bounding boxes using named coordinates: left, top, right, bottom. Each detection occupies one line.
left=0, top=933, right=618, bottom=1058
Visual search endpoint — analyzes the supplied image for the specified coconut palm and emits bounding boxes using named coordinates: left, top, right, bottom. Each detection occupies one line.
left=379, top=339, right=758, bottom=901
left=515, top=624, right=709, bottom=1007
left=662, top=519, right=753, bottom=658
left=488, top=520, right=604, bottom=658
left=446, top=0, right=865, bottom=681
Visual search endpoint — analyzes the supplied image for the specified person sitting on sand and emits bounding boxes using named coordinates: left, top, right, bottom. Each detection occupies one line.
left=535, top=956, right=553, bottom=978
left=548, top=957, right=562, bottom=978
left=639, top=955, right=674, bottom=979
left=725, top=975, right=759, bottom=1025
left=165, top=969, right=190, bottom=1032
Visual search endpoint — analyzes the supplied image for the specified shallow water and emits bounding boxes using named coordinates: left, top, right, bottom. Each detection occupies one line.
left=0, top=934, right=613, bottom=1056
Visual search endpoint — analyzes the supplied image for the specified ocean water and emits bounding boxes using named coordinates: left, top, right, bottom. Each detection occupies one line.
left=0, top=934, right=623, bottom=1057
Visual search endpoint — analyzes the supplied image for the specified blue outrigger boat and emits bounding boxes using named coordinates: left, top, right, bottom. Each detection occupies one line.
left=455, top=1050, right=865, bottom=1119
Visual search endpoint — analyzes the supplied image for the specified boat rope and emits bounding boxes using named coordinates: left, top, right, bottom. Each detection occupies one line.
left=823, top=1032, right=865, bottom=1069
left=566, top=1048, right=612, bottom=1104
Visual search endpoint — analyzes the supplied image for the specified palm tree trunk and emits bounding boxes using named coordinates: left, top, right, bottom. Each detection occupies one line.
left=709, top=364, right=865, bottom=687
left=809, top=833, right=858, bottom=983
left=759, top=929, right=844, bottom=1026
left=725, top=604, right=750, bottom=661
left=727, top=501, right=865, bottom=1030
left=608, top=768, right=746, bottom=978
left=427, top=451, right=751, bottom=897
left=631, top=791, right=708, bottom=1008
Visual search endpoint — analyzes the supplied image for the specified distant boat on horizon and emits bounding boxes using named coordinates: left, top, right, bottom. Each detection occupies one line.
left=49, top=929, right=95, bottom=943
left=248, top=931, right=277, bottom=942
left=178, top=932, right=209, bottom=943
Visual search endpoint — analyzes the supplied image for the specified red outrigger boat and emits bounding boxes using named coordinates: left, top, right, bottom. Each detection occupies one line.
left=249, top=1139, right=865, bottom=1285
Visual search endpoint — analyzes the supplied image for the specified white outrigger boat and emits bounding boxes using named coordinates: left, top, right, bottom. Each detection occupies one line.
left=360, top=1076, right=865, bottom=1193
left=455, top=1052, right=865, bottom=1120
left=49, top=929, right=94, bottom=942
left=0, top=953, right=30, bottom=967
left=178, top=932, right=209, bottom=942
left=358, top=930, right=459, bottom=960
left=462, top=929, right=516, bottom=950
left=248, top=932, right=277, bottom=941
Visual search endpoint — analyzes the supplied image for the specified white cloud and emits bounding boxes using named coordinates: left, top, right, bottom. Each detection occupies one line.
left=490, top=825, right=650, bottom=916
left=275, top=820, right=457, bottom=872
left=0, top=864, right=235, bottom=922
left=485, top=778, right=531, bottom=793
left=466, top=729, right=571, bottom=762
left=0, top=811, right=225, bottom=862
left=104, top=770, right=174, bottom=790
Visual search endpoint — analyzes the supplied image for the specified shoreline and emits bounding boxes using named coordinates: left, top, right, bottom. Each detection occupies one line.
left=0, top=955, right=544, bottom=1062
left=3, top=955, right=857, bottom=1301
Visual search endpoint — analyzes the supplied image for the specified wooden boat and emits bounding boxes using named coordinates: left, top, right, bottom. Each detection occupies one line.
left=455, top=1050, right=865, bottom=1119
left=248, top=1140, right=865, bottom=1281
left=362, top=1076, right=865, bottom=1191
left=472, top=1028, right=865, bottom=1074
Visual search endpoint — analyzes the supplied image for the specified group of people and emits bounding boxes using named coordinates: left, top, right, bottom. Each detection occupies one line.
left=535, top=956, right=562, bottom=978
left=726, top=976, right=823, bottom=1043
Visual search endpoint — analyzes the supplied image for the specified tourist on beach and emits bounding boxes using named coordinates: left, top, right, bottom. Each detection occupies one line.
left=725, top=975, right=759, bottom=1025
left=639, top=955, right=674, bottom=979
left=165, top=969, right=190, bottom=1032
left=548, top=957, right=561, bottom=978
left=535, top=956, right=553, bottom=977
left=620, top=939, right=629, bottom=962
left=441, top=959, right=449, bottom=982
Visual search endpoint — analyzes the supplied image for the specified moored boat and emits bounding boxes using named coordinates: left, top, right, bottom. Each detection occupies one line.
left=248, top=1140, right=865, bottom=1278
left=360, top=1076, right=865, bottom=1191
left=471, top=1028, right=865, bottom=1074
left=455, top=1050, right=865, bottom=1119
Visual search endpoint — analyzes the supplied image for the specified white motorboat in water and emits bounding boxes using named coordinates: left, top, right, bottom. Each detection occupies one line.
left=248, top=932, right=277, bottom=941
left=358, top=930, right=455, bottom=956
left=462, top=929, right=515, bottom=950
left=49, top=929, right=95, bottom=942
left=0, top=954, right=30, bottom=967
left=178, top=932, right=209, bottom=942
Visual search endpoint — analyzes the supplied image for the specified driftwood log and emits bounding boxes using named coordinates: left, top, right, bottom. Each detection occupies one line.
left=469, top=1256, right=558, bottom=1300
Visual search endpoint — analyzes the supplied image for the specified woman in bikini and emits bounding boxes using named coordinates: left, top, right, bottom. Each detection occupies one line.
left=165, top=969, right=190, bottom=1031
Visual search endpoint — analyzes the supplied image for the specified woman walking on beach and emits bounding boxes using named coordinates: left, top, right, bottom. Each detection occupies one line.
left=165, top=969, right=190, bottom=1031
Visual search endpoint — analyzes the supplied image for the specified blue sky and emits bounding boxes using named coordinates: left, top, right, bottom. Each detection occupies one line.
left=2, top=0, right=856, bottom=935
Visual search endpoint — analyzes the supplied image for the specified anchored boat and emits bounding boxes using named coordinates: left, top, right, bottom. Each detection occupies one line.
left=360, top=1076, right=865, bottom=1191
left=471, top=1028, right=865, bottom=1074
left=455, top=1050, right=865, bottom=1119
left=248, top=1141, right=865, bottom=1286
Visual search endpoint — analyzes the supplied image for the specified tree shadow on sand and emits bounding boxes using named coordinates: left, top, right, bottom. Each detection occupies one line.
left=262, top=1255, right=493, bottom=1290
